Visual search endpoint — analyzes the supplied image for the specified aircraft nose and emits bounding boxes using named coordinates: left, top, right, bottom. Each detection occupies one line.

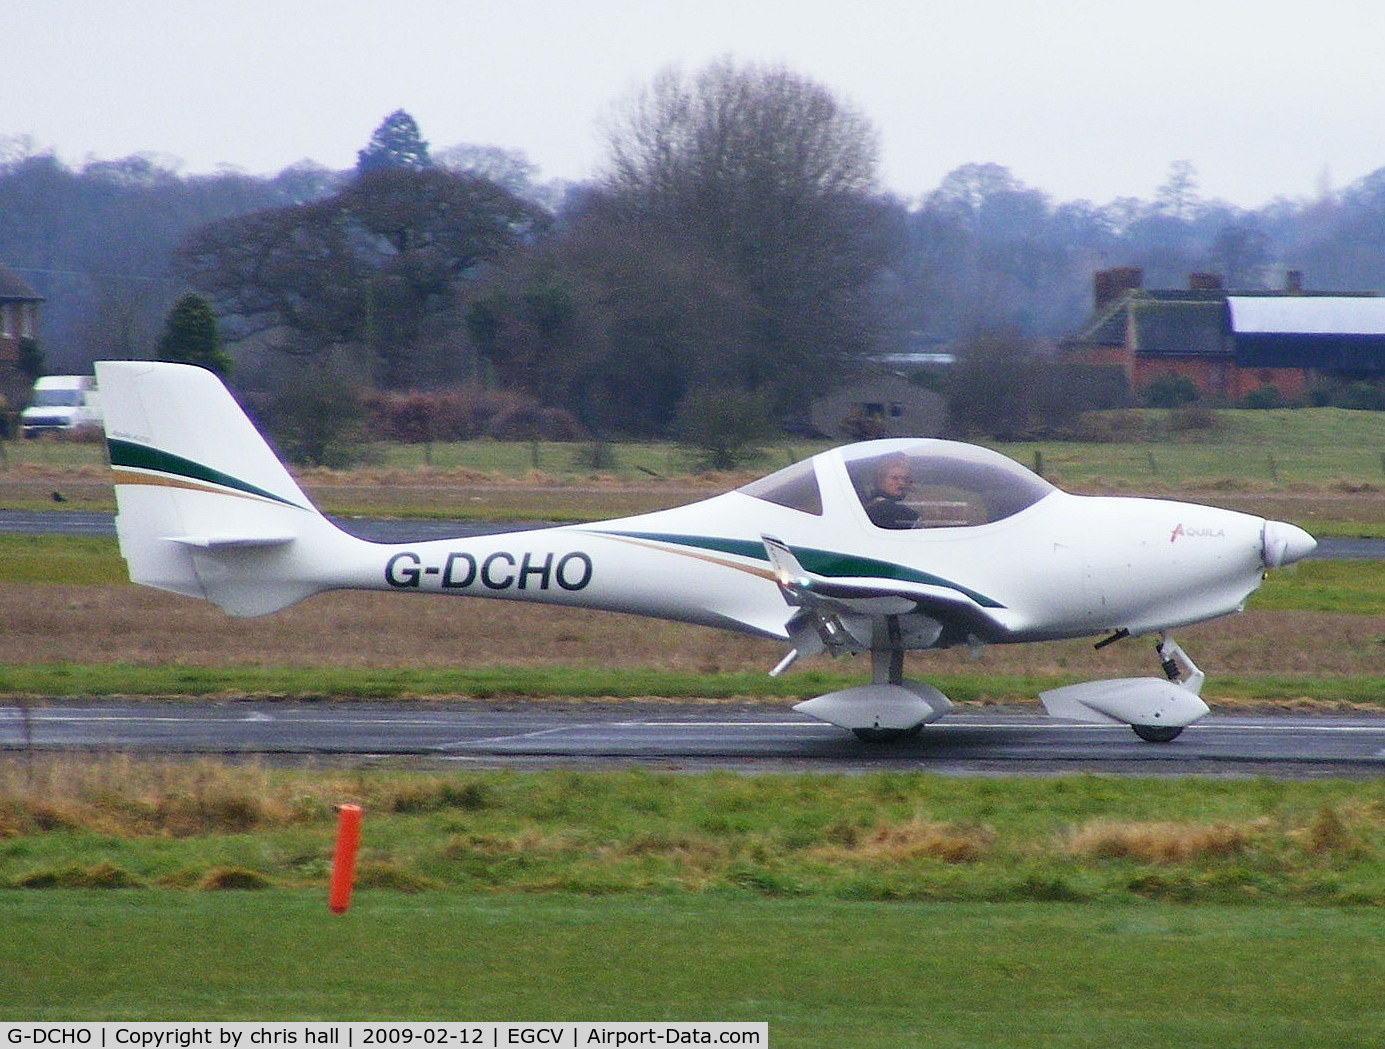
left=1262, top=520, right=1317, bottom=568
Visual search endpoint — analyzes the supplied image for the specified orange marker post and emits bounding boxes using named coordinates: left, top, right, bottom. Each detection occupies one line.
left=328, top=804, right=362, bottom=914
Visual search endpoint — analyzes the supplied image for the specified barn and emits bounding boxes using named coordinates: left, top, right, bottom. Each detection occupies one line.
left=1060, top=267, right=1385, bottom=403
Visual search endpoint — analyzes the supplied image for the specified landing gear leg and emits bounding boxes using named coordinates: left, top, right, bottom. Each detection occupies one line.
left=1131, top=634, right=1204, bottom=743
left=852, top=617, right=918, bottom=743
left=875, top=615, right=905, bottom=687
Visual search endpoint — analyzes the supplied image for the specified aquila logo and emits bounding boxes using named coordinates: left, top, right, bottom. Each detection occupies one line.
left=1170, top=523, right=1226, bottom=543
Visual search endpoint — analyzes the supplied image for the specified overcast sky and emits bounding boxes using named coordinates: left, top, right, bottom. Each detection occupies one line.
left=9, top=0, right=1385, bottom=208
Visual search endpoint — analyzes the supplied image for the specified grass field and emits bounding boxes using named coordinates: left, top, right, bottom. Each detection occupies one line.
left=3, top=766, right=1385, bottom=1044
left=5, top=891, right=1385, bottom=1046
left=997, top=407, right=1385, bottom=489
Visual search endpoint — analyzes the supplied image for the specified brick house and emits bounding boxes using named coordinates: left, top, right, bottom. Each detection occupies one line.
left=1060, top=267, right=1385, bottom=403
left=0, top=262, right=42, bottom=409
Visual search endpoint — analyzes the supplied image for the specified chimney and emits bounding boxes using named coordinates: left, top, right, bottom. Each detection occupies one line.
left=1284, top=270, right=1304, bottom=293
left=1188, top=272, right=1223, bottom=291
left=1093, top=267, right=1143, bottom=310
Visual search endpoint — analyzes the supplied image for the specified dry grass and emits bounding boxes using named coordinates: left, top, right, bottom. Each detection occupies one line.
left=2, top=755, right=1382, bottom=907
left=0, top=753, right=331, bottom=837
left=1289, top=805, right=1373, bottom=858
left=0, top=585, right=779, bottom=673
left=815, top=818, right=996, bottom=864
left=1066, top=820, right=1252, bottom=863
left=0, top=461, right=1379, bottom=700
left=198, top=866, right=273, bottom=890
left=14, top=861, right=143, bottom=888
left=0, top=583, right=1375, bottom=681
left=1066, top=802, right=1385, bottom=866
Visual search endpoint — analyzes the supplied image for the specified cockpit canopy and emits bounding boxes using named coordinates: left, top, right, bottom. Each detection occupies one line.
left=738, top=440, right=1056, bottom=529
left=845, top=442, right=1056, bottom=528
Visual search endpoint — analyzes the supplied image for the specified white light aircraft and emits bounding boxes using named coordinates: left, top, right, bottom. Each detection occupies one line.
left=96, top=360, right=1317, bottom=743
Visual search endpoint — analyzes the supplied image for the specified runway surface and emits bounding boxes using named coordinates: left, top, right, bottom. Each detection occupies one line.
left=4, top=700, right=1383, bottom=776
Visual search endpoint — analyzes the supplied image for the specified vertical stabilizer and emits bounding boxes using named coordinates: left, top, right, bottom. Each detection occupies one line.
left=96, top=360, right=354, bottom=616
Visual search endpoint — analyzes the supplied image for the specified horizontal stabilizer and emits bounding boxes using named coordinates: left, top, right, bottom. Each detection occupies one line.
left=170, top=534, right=296, bottom=549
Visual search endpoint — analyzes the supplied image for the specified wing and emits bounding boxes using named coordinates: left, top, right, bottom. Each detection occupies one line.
left=761, top=534, right=1008, bottom=670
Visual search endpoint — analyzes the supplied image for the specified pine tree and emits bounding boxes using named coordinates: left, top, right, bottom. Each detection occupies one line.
left=157, top=293, right=231, bottom=377
left=356, top=110, right=432, bottom=174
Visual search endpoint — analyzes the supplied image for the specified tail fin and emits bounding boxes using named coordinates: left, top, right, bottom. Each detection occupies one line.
left=97, top=360, right=355, bottom=617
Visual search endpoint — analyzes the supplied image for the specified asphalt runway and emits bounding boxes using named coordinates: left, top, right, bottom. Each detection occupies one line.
left=4, top=700, right=1384, bottom=776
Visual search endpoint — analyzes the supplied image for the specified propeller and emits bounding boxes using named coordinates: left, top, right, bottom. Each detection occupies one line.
left=1261, top=520, right=1316, bottom=569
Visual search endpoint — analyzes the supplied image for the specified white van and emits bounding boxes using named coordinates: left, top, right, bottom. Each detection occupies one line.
left=20, top=375, right=102, bottom=437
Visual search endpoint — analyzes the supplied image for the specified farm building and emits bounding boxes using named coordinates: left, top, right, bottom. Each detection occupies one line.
left=1060, top=267, right=1385, bottom=403
left=810, top=372, right=946, bottom=439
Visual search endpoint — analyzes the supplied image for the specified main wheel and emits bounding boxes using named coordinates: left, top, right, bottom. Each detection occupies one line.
left=1132, top=724, right=1183, bottom=743
left=852, top=724, right=923, bottom=744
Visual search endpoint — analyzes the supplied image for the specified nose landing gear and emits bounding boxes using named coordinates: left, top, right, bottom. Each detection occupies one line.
left=1131, top=635, right=1206, bottom=743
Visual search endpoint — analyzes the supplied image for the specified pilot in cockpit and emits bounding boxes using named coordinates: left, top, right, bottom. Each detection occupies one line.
left=863, top=453, right=919, bottom=529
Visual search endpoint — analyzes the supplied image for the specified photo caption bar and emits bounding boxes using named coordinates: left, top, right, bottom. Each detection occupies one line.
left=2, top=1023, right=767, bottom=1048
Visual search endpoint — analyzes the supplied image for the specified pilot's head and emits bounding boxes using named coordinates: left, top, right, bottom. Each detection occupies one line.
left=873, top=454, right=910, bottom=500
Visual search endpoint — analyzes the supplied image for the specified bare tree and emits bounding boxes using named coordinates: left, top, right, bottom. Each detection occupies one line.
left=434, top=143, right=538, bottom=195
left=1154, top=160, right=1200, bottom=220
left=598, top=58, right=893, bottom=420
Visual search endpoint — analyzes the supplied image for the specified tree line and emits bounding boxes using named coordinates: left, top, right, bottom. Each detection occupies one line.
left=6, top=62, right=1385, bottom=452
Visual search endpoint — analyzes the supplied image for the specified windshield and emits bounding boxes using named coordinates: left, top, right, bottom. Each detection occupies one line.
left=737, top=458, right=823, bottom=516
left=844, top=442, right=1055, bottom=529
left=33, top=390, right=82, bottom=407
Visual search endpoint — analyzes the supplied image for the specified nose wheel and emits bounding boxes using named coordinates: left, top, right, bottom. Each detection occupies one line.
left=1132, top=723, right=1183, bottom=743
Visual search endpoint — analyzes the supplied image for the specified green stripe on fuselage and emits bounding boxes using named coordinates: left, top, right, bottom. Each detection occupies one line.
left=596, top=530, right=1004, bottom=608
